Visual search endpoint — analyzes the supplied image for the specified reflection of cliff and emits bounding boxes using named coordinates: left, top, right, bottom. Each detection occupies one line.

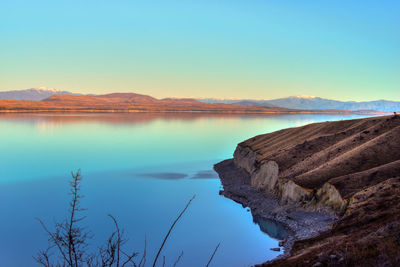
left=253, top=217, right=288, bottom=240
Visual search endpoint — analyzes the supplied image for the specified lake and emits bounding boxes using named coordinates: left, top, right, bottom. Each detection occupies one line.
left=0, top=113, right=370, bottom=266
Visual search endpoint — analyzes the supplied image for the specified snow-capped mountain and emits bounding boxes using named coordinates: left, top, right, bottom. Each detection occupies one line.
left=265, top=96, right=400, bottom=112
left=0, top=88, right=78, bottom=101
left=198, top=95, right=400, bottom=112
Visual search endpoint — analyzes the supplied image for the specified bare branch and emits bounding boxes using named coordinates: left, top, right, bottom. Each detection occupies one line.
left=33, top=247, right=52, bottom=267
left=121, top=249, right=138, bottom=267
left=172, top=251, right=184, bottom=267
left=108, top=214, right=121, bottom=267
left=152, top=195, right=195, bottom=267
left=35, top=218, right=70, bottom=265
left=206, top=243, right=221, bottom=267
left=138, top=236, right=147, bottom=267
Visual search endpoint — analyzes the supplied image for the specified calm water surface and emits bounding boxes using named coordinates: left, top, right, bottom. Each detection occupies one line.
left=0, top=113, right=370, bottom=266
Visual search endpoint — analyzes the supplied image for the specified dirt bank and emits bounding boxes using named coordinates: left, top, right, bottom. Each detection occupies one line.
left=215, top=115, right=400, bottom=266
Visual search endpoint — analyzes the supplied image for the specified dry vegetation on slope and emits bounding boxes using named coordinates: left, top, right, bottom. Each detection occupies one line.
left=239, top=115, right=400, bottom=195
left=232, top=115, right=400, bottom=266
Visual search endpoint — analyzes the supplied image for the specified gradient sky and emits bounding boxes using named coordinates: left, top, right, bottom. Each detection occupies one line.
left=1, top=0, right=399, bottom=101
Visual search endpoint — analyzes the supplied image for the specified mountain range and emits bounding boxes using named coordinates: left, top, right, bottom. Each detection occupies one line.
left=1, top=93, right=347, bottom=114
left=0, top=89, right=397, bottom=113
left=198, top=95, right=400, bottom=112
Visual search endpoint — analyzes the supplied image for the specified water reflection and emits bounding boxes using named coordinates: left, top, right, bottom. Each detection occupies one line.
left=138, top=172, right=188, bottom=180
left=191, top=170, right=219, bottom=179
left=0, top=112, right=292, bottom=126
left=253, top=217, right=289, bottom=241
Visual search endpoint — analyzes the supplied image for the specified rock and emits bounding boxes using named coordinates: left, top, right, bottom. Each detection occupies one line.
left=270, top=247, right=280, bottom=252
left=312, top=262, right=323, bottom=267
left=315, top=183, right=347, bottom=213
left=233, top=146, right=258, bottom=173
left=277, top=179, right=313, bottom=205
left=251, top=161, right=279, bottom=190
left=329, top=254, right=337, bottom=260
left=278, top=240, right=286, bottom=246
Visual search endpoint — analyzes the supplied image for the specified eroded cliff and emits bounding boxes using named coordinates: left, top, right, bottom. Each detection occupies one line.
left=234, top=115, right=400, bottom=214
left=215, top=115, right=400, bottom=266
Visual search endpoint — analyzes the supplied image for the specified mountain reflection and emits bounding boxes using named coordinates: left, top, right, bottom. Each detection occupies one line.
left=0, top=112, right=275, bottom=126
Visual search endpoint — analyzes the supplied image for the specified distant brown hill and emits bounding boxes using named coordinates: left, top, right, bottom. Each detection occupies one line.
left=0, top=93, right=388, bottom=114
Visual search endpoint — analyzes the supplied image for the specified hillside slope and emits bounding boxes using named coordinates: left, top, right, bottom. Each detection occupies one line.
left=215, top=115, right=400, bottom=266
left=237, top=115, right=400, bottom=197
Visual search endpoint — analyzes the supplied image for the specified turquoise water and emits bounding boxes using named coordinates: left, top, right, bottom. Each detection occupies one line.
left=0, top=113, right=370, bottom=266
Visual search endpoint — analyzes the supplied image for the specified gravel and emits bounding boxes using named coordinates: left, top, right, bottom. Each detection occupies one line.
left=214, top=159, right=337, bottom=259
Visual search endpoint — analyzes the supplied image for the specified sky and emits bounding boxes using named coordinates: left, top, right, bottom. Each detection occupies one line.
left=0, top=0, right=399, bottom=101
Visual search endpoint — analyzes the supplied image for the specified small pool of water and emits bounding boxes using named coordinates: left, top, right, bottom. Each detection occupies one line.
left=253, top=217, right=289, bottom=241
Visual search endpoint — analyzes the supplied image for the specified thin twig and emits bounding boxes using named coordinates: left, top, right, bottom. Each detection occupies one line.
left=33, top=247, right=52, bottom=267
left=108, top=214, right=121, bottom=267
left=121, top=249, right=138, bottom=267
left=35, top=218, right=71, bottom=265
left=139, top=236, right=147, bottom=267
left=206, top=243, right=221, bottom=267
left=152, top=195, right=195, bottom=267
left=173, top=251, right=184, bottom=267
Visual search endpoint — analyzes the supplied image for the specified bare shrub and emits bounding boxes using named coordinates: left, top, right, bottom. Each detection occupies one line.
left=35, top=170, right=219, bottom=267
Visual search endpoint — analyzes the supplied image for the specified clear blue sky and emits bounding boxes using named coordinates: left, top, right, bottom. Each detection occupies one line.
left=0, top=0, right=399, bottom=100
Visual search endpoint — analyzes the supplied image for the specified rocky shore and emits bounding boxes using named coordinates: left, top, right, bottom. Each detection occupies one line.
left=214, top=159, right=337, bottom=259
left=215, top=115, right=400, bottom=266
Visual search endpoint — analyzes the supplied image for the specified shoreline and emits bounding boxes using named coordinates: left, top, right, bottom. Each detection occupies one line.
left=214, top=115, right=400, bottom=266
left=0, top=109, right=387, bottom=115
left=214, top=159, right=337, bottom=263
